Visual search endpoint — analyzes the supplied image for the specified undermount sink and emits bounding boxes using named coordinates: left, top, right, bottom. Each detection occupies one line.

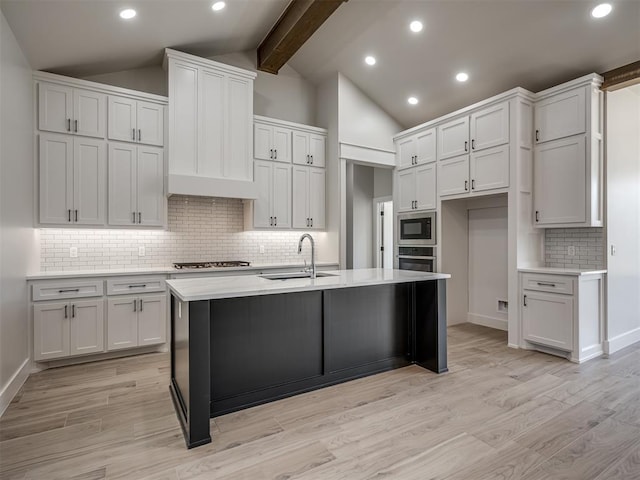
left=260, top=272, right=337, bottom=281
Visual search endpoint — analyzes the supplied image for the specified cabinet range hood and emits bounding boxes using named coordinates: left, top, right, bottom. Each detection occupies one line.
left=167, top=174, right=259, bottom=200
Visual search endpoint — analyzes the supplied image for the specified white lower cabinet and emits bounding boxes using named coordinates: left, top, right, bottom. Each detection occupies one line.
left=107, top=292, right=167, bottom=351
left=520, top=272, right=604, bottom=363
left=34, top=298, right=104, bottom=361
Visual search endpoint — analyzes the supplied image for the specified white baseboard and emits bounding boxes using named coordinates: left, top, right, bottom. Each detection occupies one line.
left=0, top=358, right=31, bottom=417
left=468, top=313, right=508, bottom=331
left=605, top=327, right=640, bottom=355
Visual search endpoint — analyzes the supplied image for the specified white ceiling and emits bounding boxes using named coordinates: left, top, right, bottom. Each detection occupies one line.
left=1, top=0, right=639, bottom=129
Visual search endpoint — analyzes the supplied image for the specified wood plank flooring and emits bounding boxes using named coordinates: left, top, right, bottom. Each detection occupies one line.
left=2, top=324, right=640, bottom=479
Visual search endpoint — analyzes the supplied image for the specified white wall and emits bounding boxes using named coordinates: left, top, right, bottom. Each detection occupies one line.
left=351, top=165, right=374, bottom=268
left=0, top=11, right=37, bottom=415
left=605, top=85, right=640, bottom=353
left=83, top=51, right=317, bottom=126
left=373, top=168, right=393, bottom=198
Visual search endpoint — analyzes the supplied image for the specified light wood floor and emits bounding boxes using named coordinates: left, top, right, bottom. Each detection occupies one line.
left=2, top=324, right=640, bottom=480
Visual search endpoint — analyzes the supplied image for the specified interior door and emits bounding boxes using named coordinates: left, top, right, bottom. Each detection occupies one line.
left=292, top=166, right=309, bottom=229
left=70, top=299, right=104, bottom=356
left=136, top=146, right=165, bottom=226
left=253, top=160, right=273, bottom=228
left=108, top=96, right=137, bottom=143
left=73, top=137, right=106, bottom=225
left=272, top=163, right=292, bottom=228
left=39, top=133, right=73, bottom=224
left=107, top=297, right=138, bottom=351
left=137, top=101, right=164, bottom=147
left=38, top=82, right=73, bottom=134
left=108, top=143, right=137, bottom=226
left=138, top=294, right=167, bottom=346
left=308, top=167, right=326, bottom=229
left=74, top=89, right=105, bottom=138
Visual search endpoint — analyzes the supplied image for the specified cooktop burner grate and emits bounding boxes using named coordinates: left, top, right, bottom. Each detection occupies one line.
left=173, top=261, right=251, bottom=269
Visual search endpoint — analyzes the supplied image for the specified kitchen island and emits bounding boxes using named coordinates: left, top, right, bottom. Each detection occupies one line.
left=166, top=268, right=450, bottom=448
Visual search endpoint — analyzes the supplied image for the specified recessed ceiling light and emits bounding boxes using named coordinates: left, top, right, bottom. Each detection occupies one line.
left=456, top=72, right=469, bottom=82
left=212, top=1, right=226, bottom=11
left=591, top=3, right=612, bottom=18
left=408, top=97, right=419, bottom=105
left=409, top=20, right=423, bottom=33
left=119, top=8, right=136, bottom=19
left=365, top=56, right=376, bottom=66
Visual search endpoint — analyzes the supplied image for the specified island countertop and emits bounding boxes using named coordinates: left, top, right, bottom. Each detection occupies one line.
left=166, top=268, right=451, bottom=302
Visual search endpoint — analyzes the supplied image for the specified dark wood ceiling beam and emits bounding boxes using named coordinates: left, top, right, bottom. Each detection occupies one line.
left=601, top=60, right=640, bottom=90
left=258, top=0, right=348, bottom=75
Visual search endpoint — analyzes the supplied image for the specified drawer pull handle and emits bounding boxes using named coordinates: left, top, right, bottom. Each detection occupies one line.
left=64, top=305, right=68, bottom=318
left=523, top=295, right=527, bottom=307
left=139, top=299, right=143, bottom=311
left=128, top=284, right=147, bottom=288
left=58, top=288, right=80, bottom=293
left=72, top=304, right=76, bottom=318
left=537, top=282, right=557, bottom=287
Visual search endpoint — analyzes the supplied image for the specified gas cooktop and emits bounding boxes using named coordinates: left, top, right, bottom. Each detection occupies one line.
left=173, top=261, right=251, bottom=269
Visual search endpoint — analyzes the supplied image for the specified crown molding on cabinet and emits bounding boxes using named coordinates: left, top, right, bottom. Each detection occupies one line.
left=254, top=115, right=327, bottom=135
left=163, top=48, right=257, bottom=81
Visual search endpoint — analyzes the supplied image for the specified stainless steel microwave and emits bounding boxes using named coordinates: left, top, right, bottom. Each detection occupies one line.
left=397, top=211, right=436, bottom=246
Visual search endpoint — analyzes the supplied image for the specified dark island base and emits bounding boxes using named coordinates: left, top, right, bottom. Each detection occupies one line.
left=170, top=279, right=447, bottom=449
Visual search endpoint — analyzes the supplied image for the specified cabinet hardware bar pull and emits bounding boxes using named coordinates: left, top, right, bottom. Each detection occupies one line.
left=270, top=216, right=273, bottom=226
left=536, top=282, right=556, bottom=287
left=535, top=211, right=540, bottom=222
left=133, top=128, right=136, bottom=141
left=138, top=212, right=142, bottom=224
left=307, top=155, right=309, bottom=164
left=274, top=149, right=277, bottom=159
left=134, top=300, right=136, bottom=312
left=128, top=284, right=147, bottom=288
left=72, top=304, right=75, bottom=318
left=59, top=288, right=80, bottom=293
left=68, top=209, right=72, bottom=222
left=269, top=149, right=273, bottom=159
left=523, top=295, right=527, bottom=307
left=464, top=180, right=468, bottom=191
left=64, top=305, right=68, bottom=318
left=133, top=212, right=136, bottom=223
left=139, top=299, right=143, bottom=311
left=535, top=130, right=540, bottom=142
left=306, top=218, right=309, bottom=227
left=75, top=209, right=78, bottom=222
left=464, top=141, right=468, bottom=152
left=471, top=179, right=475, bottom=190
left=311, top=218, right=313, bottom=227
left=138, top=129, right=141, bottom=142
left=75, top=120, right=78, bottom=133
left=311, top=155, right=313, bottom=164
left=471, top=139, right=475, bottom=150
left=274, top=216, right=277, bottom=226
left=67, top=119, right=71, bottom=132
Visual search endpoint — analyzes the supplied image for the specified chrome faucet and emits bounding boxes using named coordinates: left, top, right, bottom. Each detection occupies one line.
left=298, top=233, right=316, bottom=279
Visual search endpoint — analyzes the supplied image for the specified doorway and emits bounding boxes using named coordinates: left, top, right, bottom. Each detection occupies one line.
left=374, top=198, right=393, bottom=269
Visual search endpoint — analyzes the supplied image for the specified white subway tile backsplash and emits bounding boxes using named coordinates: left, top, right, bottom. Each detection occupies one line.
left=544, top=227, right=605, bottom=270
left=40, top=196, right=316, bottom=271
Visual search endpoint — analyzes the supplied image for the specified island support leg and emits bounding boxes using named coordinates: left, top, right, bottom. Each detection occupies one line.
left=413, top=279, right=448, bottom=373
left=170, top=297, right=212, bottom=448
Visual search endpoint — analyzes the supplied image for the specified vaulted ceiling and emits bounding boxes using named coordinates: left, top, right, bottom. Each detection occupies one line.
left=2, top=0, right=639, bottom=129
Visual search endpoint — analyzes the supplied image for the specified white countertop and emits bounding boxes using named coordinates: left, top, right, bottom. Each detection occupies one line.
left=26, top=263, right=339, bottom=281
left=166, top=268, right=451, bottom=302
left=518, top=266, right=607, bottom=276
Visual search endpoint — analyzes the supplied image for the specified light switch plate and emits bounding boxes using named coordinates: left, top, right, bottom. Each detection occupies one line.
left=567, top=246, right=576, bottom=256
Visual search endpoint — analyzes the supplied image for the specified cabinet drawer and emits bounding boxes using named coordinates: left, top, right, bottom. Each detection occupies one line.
left=106, top=276, right=166, bottom=295
left=522, top=274, right=574, bottom=295
left=32, top=280, right=104, bottom=302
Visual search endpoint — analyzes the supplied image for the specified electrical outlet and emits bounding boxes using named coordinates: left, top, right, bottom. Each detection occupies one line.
left=70, top=247, right=78, bottom=258
left=138, top=246, right=146, bottom=257
left=567, top=246, right=576, bottom=256
left=259, top=245, right=265, bottom=254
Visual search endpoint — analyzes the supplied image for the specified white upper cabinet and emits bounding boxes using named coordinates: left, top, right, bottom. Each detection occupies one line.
left=254, top=122, right=291, bottom=163
left=470, top=144, right=510, bottom=193
left=39, top=82, right=105, bottom=138
left=252, top=160, right=291, bottom=229
left=293, top=131, right=326, bottom=167
left=292, top=166, right=325, bottom=229
left=397, top=164, right=436, bottom=212
left=39, top=133, right=106, bottom=226
left=136, top=146, right=165, bottom=226
left=438, top=116, right=469, bottom=160
left=438, top=155, right=470, bottom=197
left=533, top=75, right=603, bottom=228
left=166, top=49, right=256, bottom=195
left=470, top=102, right=509, bottom=152
left=397, top=128, right=436, bottom=170
left=534, top=87, right=586, bottom=144
left=108, top=96, right=164, bottom=146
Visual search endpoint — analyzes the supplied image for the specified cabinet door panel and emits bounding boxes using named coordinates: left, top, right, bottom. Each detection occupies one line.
left=253, top=160, right=273, bottom=228
left=470, top=144, right=509, bottom=193
left=533, top=136, right=586, bottom=225
left=309, top=134, right=326, bottom=167
left=225, top=76, right=252, bottom=181
left=471, top=102, right=509, bottom=151
left=272, top=164, right=291, bottom=228
left=39, top=134, right=73, bottom=224
left=137, top=101, right=164, bottom=147
left=34, top=302, right=70, bottom=361
left=438, top=155, right=469, bottom=197
left=169, top=61, right=198, bottom=175
left=107, top=297, right=138, bottom=350
left=108, top=96, right=137, bottom=143
left=438, top=116, right=469, bottom=160
left=138, top=294, right=166, bottom=346
left=292, top=131, right=309, bottom=166
left=308, top=167, right=325, bottom=229
left=137, top=146, right=165, bottom=226
left=199, top=69, right=225, bottom=176
left=74, top=89, right=105, bottom=138
left=38, top=83, right=73, bottom=134
left=73, top=138, right=106, bottom=225
left=397, top=137, right=416, bottom=170
left=70, top=300, right=104, bottom=356
left=254, top=123, right=273, bottom=161
left=535, top=87, right=586, bottom=143
left=397, top=169, right=416, bottom=212
left=416, top=128, right=436, bottom=164
left=292, top=166, right=309, bottom=229
left=108, top=143, right=137, bottom=226
left=415, top=164, right=436, bottom=210
left=273, top=127, right=292, bottom=163
left=523, top=291, right=573, bottom=351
